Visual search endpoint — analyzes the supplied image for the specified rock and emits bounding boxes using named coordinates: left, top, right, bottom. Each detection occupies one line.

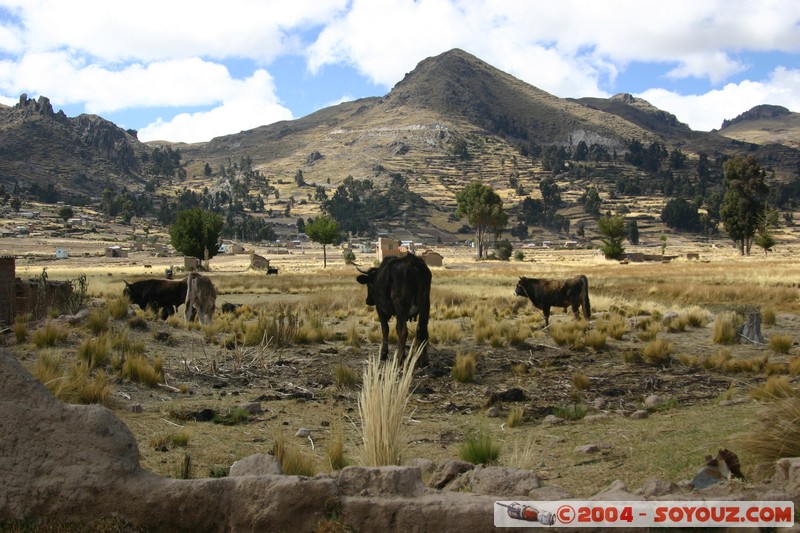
left=542, top=415, right=565, bottom=425
left=575, top=444, right=600, bottom=454
left=337, top=466, right=427, bottom=497
left=639, top=479, right=680, bottom=497
left=306, top=150, right=323, bottom=164
left=295, top=427, right=311, bottom=437
left=689, top=465, right=727, bottom=490
left=406, top=458, right=436, bottom=477
left=583, top=414, right=608, bottom=423
left=238, top=402, right=263, bottom=415
left=529, top=486, right=574, bottom=500
left=485, top=406, right=502, bottom=418
left=229, top=453, right=283, bottom=476
left=64, top=308, right=91, bottom=324
left=630, top=409, right=649, bottom=419
left=661, top=311, right=679, bottom=325
left=468, top=466, right=542, bottom=497
left=593, top=397, right=607, bottom=410
left=485, top=387, right=527, bottom=406
left=591, top=479, right=644, bottom=501
left=644, top=394, right=664, bottom=408
left=428, top=460, right=474, bottom=490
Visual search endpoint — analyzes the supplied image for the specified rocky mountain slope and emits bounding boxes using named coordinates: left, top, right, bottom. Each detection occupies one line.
left=0, top=94, right=150, bottom=200
left=2, top=49, right=799, bottom=241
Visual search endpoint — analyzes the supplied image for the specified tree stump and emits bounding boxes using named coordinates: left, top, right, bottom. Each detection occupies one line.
left=737, top=311, right=765, bottom=344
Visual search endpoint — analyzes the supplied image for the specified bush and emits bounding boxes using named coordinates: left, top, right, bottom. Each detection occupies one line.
left=335, top=363, right=360, bottom=390
left=452, top=351, right=477, bottom=383
left=86, top=308, right=110, bottom=335
left=642, top=339, right=673, bottom=364
left=458, top=432, right=500, bottom=465
left=78, top=334, right=110, bottom=369
left=358, top=344, right=422, bottom=466
left=32, top=321, right=68, bottom=348
left=735, top=395, right=800, bottom=478
left=712, top=313, right=739, bottom=344
left=272, top=434, right=317, bottom=476
left=769, top=335, right=793, bottom=354
left=506, top=406, right=524, bottom=428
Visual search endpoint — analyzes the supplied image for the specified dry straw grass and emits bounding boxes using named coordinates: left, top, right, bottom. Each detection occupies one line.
left=735, top=391, right=800, bottom=478
left=712, top=313, right=740, bottom=344
left=32, top=321, right=69, bottom=348
left=358, top=343, right=423, bottom=466
left=571, top=371, right=591, bottom=391
left=272, top=433, right=317, bottom=476
left=769, top=334, right=793, bottom=354
left=452, top=351, right=477, bottom=383
left=506, top=406, right=525, bottom=428
left=33, top=353, right=112, bottom=404
left=642, top=339, right=673, bottom=364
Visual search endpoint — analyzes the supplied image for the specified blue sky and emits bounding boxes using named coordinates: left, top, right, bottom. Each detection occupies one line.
left=1, top=0, right=798, bottom=143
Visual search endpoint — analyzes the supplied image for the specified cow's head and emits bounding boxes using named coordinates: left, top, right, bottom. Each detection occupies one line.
left=122, top=280, right=143, bottom=307
left=356, top=267, right=378, bottom=306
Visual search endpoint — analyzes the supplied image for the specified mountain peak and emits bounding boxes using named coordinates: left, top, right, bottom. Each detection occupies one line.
left=720, top=104, right=792, bottom=129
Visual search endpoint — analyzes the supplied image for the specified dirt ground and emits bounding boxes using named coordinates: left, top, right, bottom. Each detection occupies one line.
left=3, top=235, right=799, bottom=497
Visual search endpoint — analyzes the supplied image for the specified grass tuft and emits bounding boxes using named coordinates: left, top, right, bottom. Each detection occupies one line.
left=642, top=339, right=673, bottom=364
left=769, top=334, right=793, bottom=354
left=335, top=363, right=360, bottom=390
left=451, top=351, right=477, bottom=383
left=272, top=434, right=317, bottom=476
left=506, top=406, right=524, bottom=428
left=32, top=321, right=69, bottom=348
left=735, top=395, right=800, bottom=478
left=358, top=343, right=422, bottom=466
left=458, top=432, right=500, bottom=465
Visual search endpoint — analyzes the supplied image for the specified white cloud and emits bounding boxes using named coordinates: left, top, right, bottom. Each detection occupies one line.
left=638, top=67, right=800, bottom=131
left=137, top=69, right=293, bottom=143
left=2, top=0, right=800, bottom=140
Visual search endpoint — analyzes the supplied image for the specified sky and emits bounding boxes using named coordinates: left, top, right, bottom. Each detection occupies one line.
left=0, top=0, right=799, bottom=144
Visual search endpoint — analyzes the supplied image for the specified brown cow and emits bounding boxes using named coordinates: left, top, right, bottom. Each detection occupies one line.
left=515, top=275, right=591, bottom=326
left=184, top=272, right=217, bottom=325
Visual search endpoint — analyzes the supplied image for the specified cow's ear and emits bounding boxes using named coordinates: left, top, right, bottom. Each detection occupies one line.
left=356, top=275, right=370, bottom=285
left=123, top=280, right=130, bottom=287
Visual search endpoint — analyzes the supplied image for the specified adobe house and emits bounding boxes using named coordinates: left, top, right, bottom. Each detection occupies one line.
left=376, top=237, right=408, bottom=262
left=250, top=253, right=271, bottom=270
left=421, top=249, right=443, bottom=267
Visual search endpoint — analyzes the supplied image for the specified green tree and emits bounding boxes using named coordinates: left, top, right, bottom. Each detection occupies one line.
left=625, top=219, right=639, bottom=245
left=169, top=209, right=224, bottom=263
left=720, top=156, right=769, bottom=255
left=305, top=214, right=339, bottom=268
left=580, top=187, right=601, bottom=217
left=493, top=239, right=513, bottom=261
left=58, top=206, right=74, bottom=224
left=455, top=182, right=508, bottom=259
left=754, top=204, right=779, bottom=256
left=661, top=197, right=702, bottom=232
left=597, top=215, right=626, bottom=260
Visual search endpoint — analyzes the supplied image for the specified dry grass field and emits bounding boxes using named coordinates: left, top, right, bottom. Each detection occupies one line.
left=4, top=235, right=800, bottom=498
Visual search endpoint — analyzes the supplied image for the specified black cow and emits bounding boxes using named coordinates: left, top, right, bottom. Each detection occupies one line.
left=515, top=275, right=591, bottom=326
left=123, top=278, right=191, bottom=320
left=356, top=253, right=431, bottom=365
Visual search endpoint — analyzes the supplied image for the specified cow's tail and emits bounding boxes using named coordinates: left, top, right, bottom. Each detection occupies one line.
left=580, top=275, right=591, bottom=319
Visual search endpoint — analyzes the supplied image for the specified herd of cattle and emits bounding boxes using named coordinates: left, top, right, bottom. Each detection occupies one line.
left=122, top=253, right=591, bottom=362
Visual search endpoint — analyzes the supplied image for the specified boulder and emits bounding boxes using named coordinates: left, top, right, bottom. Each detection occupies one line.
left=229, top=453, right=283, bottom=476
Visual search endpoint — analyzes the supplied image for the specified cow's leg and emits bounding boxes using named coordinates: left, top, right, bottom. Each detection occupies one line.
left=416, top=312, right=430, bottom=367
left=543, top=306, right=551, bottom=327
left=572, top=301, right=581, bottom=320
left=378, top=315, right=390, bottom=361
left=185, top=303, right=193, bottom=322
left=396, top=319, right=408, bottom=363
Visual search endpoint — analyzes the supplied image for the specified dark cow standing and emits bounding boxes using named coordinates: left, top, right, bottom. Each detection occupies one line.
left=515, top=275, right=591, bottom=326
left=356, top=253, right=431, bottom=365
left=123, top=278, right=192, bottom=320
